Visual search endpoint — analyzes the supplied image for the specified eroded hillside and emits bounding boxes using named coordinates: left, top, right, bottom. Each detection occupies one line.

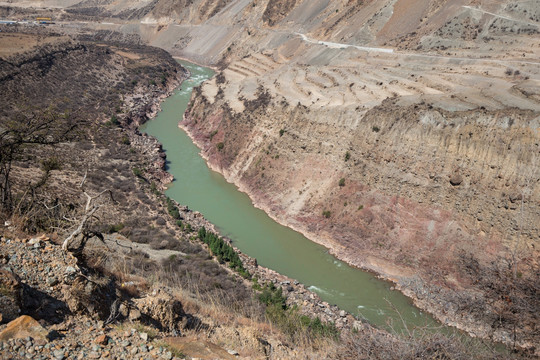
left=178, top=0, right=539, bottom=350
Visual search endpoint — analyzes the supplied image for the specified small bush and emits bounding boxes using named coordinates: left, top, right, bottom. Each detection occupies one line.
left=322, top=210, right=331, bottom=218
left=107, top=223, right=125, bottom=233
left=217, top=142, right=224, bottom=151
left=279, top=129, right=285, bottom=137
left=339, top=178, right=345, bottom=187
left=344, top=151, right=351, bottom=161
left=166, top=197, right=182, bottom=220
left=41, top=157, right=61, bottom=172
left=252, top=277, right=262, bottom=291
left=258, top=282, right=286, bottom=309
left=372, top=125, right=380, bottom=133
left=132, top=167, right=143, bottom=178
left=150, top=182, right=160, bottom=196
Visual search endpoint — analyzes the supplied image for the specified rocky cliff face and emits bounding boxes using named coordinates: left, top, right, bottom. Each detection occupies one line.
left=185, top=64, right=539, bottom=349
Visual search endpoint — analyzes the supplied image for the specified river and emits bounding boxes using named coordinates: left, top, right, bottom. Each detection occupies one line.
left=141, top=60, right=438, bottom=332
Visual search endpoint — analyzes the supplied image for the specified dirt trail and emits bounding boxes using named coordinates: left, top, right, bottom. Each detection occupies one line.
left=462, top=5, right=540, bottom=27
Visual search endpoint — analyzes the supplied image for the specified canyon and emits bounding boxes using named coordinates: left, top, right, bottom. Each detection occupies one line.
left=1, top=0, right=539, bottom=354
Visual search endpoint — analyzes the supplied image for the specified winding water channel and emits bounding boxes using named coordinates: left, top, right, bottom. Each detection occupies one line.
left=142, top=60, right=438, bottom=332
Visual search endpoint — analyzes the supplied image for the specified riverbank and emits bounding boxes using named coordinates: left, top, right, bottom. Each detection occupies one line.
left=170, top=199, right=365, bottom=333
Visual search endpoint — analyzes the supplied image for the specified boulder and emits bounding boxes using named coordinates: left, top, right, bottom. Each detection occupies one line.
left=449, top=173, right=463, bottom=186
left=0, top=315, right=49, bottom=343
left=94, top=334, right=109, bottom=345
left=61, top=272, right=116, bottom=319
left=133, top=289, right=184, bottom=330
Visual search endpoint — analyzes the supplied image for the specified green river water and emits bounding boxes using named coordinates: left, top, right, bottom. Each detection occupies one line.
left=141, top=60, right=438, bottom=332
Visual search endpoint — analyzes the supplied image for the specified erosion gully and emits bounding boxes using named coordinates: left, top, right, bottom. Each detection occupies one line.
left=142, top=60, right=452, bottom=335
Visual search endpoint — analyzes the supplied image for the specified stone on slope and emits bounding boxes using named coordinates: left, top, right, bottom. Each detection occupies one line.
left=133, top=288, right=184, bottom=331
left=0, top=315, right=49, bottom=343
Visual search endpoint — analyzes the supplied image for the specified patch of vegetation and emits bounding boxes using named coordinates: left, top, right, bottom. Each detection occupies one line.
left=41, top=157, right=61, bottom=172
left=107, top=223, right=125, bottom=233
left=258, top=282, right=286, bottom=309
left=150, top=182, right=160, bottom=196
left=372, top=125, right=380, bottom=133
left=300, top=315, right=339, bottom=340
left=132, top=167, right=144, bottom=178
left=217, top=142, right=224, bottom=151
left=106, top=115, right=120, bottom=127
left=252, top=276, right=263, bottom=291
left=339, top=178, right=345, bottom=187
left=153, top=341, right=185, bottom=358
left=279, top=129, right=286, bottom=137
left=258, top=282, right=339, bottom=341
left=358, top=205, right=364, bottom=210
left=344, top=151, right=351, bottom=161
left=0, top=284, right=13, bottom=297
left=166, top=197, right=181, bottom=220
left=322, top=210, right=331, bottom=218
left=197, top=227, right=250, bottom=278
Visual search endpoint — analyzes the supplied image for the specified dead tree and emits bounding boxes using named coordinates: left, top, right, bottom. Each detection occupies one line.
left=62, top=172, right=113, bottom=251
